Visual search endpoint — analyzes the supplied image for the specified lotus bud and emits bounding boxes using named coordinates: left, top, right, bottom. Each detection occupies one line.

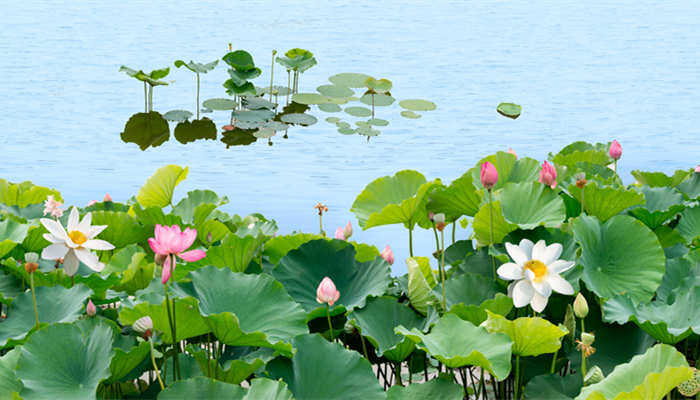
left=480, top=161, right=498, bottom=190
left=87, top=200, right=98, bottom=207
left=24, top=252, right=39, bottom=274
left=434, top=213, right=446, bottom=232
left=428, top=212, right=435, bottom=222
left=695, top=165, right=700, bottom=173
left=206, top=232, right=213, bottom=243
left=133, top=316, right=154, bottom=339
left=381, top=245, right=394, bottom=265
left=86, top=299, right=97, bottom=317
left=343, top=221, right=353, bottom=240
left=573, top=293, right=589, bottom=318
left=334, top=227, right=345, bottom=240
left=316, top=277, right=340, bottom=306
left=538, top=161, right=557, bottom=189
left=609, top=140, right=622, bottom=160
left=507, top=148, right=517, bottom=159
left=161, top=262, right=172, bottom=285
left=584, top=366, right=604, bottom=386
left=581, top=332, right=595, bottom=346
left=103, top=193, right=112, bottom=202
left=154, top=253, right=167, bottom=266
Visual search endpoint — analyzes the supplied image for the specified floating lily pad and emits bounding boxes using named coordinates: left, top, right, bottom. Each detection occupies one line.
left=243, top=96, right=276, bottom=110
left=232, top=109, right=274, bottom=123
left=360, top=93, right=395, bottom=107
left=399, top=99, right=437, bottom=111
left=329, top=73, right=373, bottom=88
left=280, top=113, right=317, bottom=126
left=367, top=118, right=389, bottom=126
left=261, top=85, right=291, bottom=96
left=263, top=121, right=289, bottom=131
left=336, top=121, right=351, bottom=129
left=356, top=126, right=380, bottom=137
left=401, top=111, right=421, bottom=119
left=202, top=98, right=236, bottom=111
left=163, top=109, right=193, bottom=122
left=254, top=128, right=276, bottom=139
left=317, top=84, right=353, bottom=98
left=291, top=93, right=329, bottom=105
left=345, top=106, right=372, bottom=117
left=497, top=102, right=522, bottom=119
left=325, top=117, right=341, bottom=124
left=338, top=127, right=355, bottom=135
left=318, top=103, right=342, bottom=112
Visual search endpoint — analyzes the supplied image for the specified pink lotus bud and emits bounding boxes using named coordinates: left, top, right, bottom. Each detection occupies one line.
left=381, top=245, right=394, bottom=265
left=695, top=165, right=700, bottom=173
left=223, top=125, right=235, bottom=131
left=343, top=221, right=353, bottom=240
left=133, top=316, right=154, bottom=339
left=316, top=277, right=340, bottom=306
left=86, top=299, right=97, bottom=317
left=609, top=140, right=622, bottom=160
left=103, top=193, right=112, bottom=202
left=87, top=200, right=98, bottom=207
left=538, top=161, right=557, bottom=189
left=507, top=148, right=517, bottom=159
left=480, top=161, right=498, bottom=190
left=428, top=212, right=435, bottom=221
left=161, top=261, right=172, bottom=284
left=334, top=227, right=345, bottom=240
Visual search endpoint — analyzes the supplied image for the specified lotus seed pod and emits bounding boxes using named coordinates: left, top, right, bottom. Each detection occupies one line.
left=573, top=293, right=589, bottom=318
left=678, top=368, right=700, bottom=397
left=581, top=332, right=595, bottom=346
left=584, top=365, right=604, bottom=386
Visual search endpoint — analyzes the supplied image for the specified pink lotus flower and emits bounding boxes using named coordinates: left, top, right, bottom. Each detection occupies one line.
left=148, top=224, right=206, bottom=284
left=539, top=161, right=557, bottom=189
left=86, top=299, right=96, bottom=317
left=103, top=193, right=113, bottom=202
left=334, top=227, right=345, bottom=240
left=481, top=162, right=498, bottom=190
left=695, top=165, right=700, bottom=173
left=43, top=195, right=64, bottom=218
left=343, top=221, right=353, bottom=239
left=609, top=140, right=622, bottom=160
left=381, top=245, right=394, bottom=265
left=316, top=277, right=340, bottom=306
left=87, top=200, right=98, bottom=207
left=507, top=148, right=517, bottom=159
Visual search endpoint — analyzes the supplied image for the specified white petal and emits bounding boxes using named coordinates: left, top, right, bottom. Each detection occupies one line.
left=497, top=262, right=523, bottom=280
left=87, top=225, right=108, bottom=239
left=74, top=248, right=101, bottom=272
left=541, top=243, right=563, bottom=265
left=42, top=233, right=62, bottom=244
left=41, top=243, right=68, bottom=260
left=67, top=207, right=80, bottom=232
left=549, top=260, right=575, bottom=274
left=40, top=218, right=68, bottom=242
left=83, top=239, right=115, bottom=251
left=506, top=242, right=528, bottom=266
left=518, top=239, right=535, bottom=260
left=531, top=240, right=547, bottom=262
left=530, top=292, right=549, bottom=312
left=512, top=280, right=534, bottom=308
left=63, top=250, right=80, bottom=276
left=78, top=212, right=92, bottom=233
left=532, top=280, right=552, bottom=297
left=547, top=274, right=574, bottom=295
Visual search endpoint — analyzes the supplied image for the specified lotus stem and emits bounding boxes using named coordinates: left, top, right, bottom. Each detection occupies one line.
left=488, top=189, right=496, bottom=281
left=394, top=361, right=403, bottom=386
left=326, top=304, right=334, bottom=342
left=371, top=94, right=375, bottom=119
left=408, top=227, right=414, bottom=257
left=269, top=50, right=276, bottom=103
left=148, top=85, right=153, bottom=112
left=550, top=348, right=559, bottom=374
left=30, top=273, right=40, bottom=330
left=196, top=73, right=200, bottom=120
left=360, top=331, right=370, bottom=360
left=432, top=225, right=440, bottom=254
left=514, top=355, right=521, bottom=400
left=581, top=188, right=585, bottom=215
left=143, top=82, right=148, bottom=113
left=440, top=229, right=447, bottom=311
left=319, top=214, right=325, bottom=237
left=164, top=277, right=181, bottom=381
left=286, top=70, right=291, bottom=105
left=580, top=318, right=587, bottom=381
left=149, top=339, right=165, bottom=390
left=452, top=222, right=456, bottom=244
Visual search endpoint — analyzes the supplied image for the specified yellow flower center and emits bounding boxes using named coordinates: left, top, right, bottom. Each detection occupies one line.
left=68, top=230, right=87, bottom=245
left=524, top=260, right=547, bottom=282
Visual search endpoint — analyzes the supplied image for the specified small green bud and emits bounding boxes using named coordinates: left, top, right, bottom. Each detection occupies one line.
left=581, top=332, right=595, bottom=346
left=573, top=293, right=589, bottom=318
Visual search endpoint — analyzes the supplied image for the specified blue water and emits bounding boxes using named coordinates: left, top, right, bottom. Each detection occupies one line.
left=2, top=1, right=699, bottom=274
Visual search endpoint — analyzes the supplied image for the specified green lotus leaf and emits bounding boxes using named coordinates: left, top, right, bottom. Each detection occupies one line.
left=261, top=85, right=291, bottom=96
left=0, top=269, right=22, bottom=303
left=524, top=374, right=581, bottom=400
left=280, top=113, right=317, bottom=126
left=338, top=127, right=356, bottom=135
left=0, top=284, right=92, bottom=348
left=496, top=102, right=521, bottom=119
left=356, top=126, right=380, bottom=137
left=396, top=313, right=513, bottom=380
left=119, top=66, right=169, bottom=86
left=119, top=296, right=209, bottom=343
left=111, top=252, right=155, bottom=294
left=276, top=54, right=317, bottom=72
left=0, top=179, right=62, bottom=208
left=387, top=376, right=464, bottom=399
left=399, top=99, right=437, bottom=111
left=628, top=186, right=685, bottom=229
left=572, top=215, right=665, bottom=302
left=227, top=67, right=262, bottom=86
left=318, top=103, right=341, bottom=112
left=677, top=173, right=700, bottom=200
left=174, top=59, right=218, bottom=74
left=567, top=181, right=645, bottom=222
left=345, top=106, right=372, bottom=117
left=0, top=348, right=22, bottom=399
left=349, top=296, right=427, bottom=362
left=136, top=165, right=188, bottom=208
left=188, top=345, right=274, bottom=385
left=325, top=116, right=341, bottom=123
left=242, top=96, right=275, bottom=110
left=202, top=98, right=236, bottom=110
left=172, top=189, right=228, bottom=225
left=401, top=110, right=421, bottom=119
left=163, top=109, right=193, bottom=122
left=253, top=128, right=275, bottom=139
left=678, top=206, right=700, bottom=244
left=173, top=118, right=217, bottom=144
left=472, top=200, right=517, bottom=247
left=272, top=239, right=391, bottom=318
left=427, top=172, right=481, bottom=221
left=575, top=344, right=692, bottom=400
left=291, top=93, right=329, bottom=105
left=232, top=109, right=274, bottom=123
left=203, top=233, right=265, bottom=273
left=603, top=286, right=700, bottom=344
left=158, top=377, right=244, bottom=399
left=221, top=130, right=257, bottom=147
left=107, top=337, right=149, bottom=384
left=552, top=149, right=611, bottom=168
left=482, top=311, right=567, bottom=356
left=360, top=93, right=395, bottom=107
left=351, top=170, right=439, bottom=230
left=120, top=112, right=170, bottom=151
left=16, top=321, right=115, bottom=400
left=657, top=255, right=700, bottom=304
left=266, top=334, right=384, bottom=399
left=222, top=50, right=255, bottom=70
left=176, top=266, right=307, bottom=356
left=264, top=233, right=377, bottom=265
left=448, top=293, right=513, bottom=326
left=367, top=118, right=390, bottom=126
left=0, top=218, right=29, bottom=258
left=329, top=73, right=373, bottom=88
left=223, top=80, right=256, bottom=96
left=497, top=182, right=566, bottom=229
left=469, top=153, right=540, bottom=192
left=316, top=84, right=353, bottom=98
left=90, top=211, right=148, bottom=249
left=365, top=77, right=392, bottom=93
left=406, top=256, right=440, bottom=315
left=443, top=272, right=499, bottom=309
left=631, top=169, right=690, bottom=187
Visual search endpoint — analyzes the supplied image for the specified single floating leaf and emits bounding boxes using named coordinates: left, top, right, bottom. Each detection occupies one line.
left=401, top=111, right=421, bottom=119
left=399, top=99, right=437, bottom=111
left=202, top=98, right=236, bottom=111
left=496, top=102, right=522, bottom=119
left=345, top=106, right=372, bottom=117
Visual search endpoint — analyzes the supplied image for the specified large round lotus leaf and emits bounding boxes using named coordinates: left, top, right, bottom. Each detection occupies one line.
left=387, top=376, right=464, bottom=400
left=572, top=215, right=665, bottom=302
left=356, top=126, right=380, bottom=137
left=136, top=164, right=188, bottom=208
left=316, top=84, right=353, bottom=98
left=232, top=109, right=274, bottom=123
left=426, top=172, right=481, bottom=221
left=628, top=186, right=685, bottom=229
left=266, top=334, right=384, bottom=399
left=497, top=182, right=566, bottom=229
left=177, top=266, right=307, bottom=356
left=406, top=257, right=440, bottom=315
left=360, top=93, right=395, bottom=107
left=272, top=239, right=391, bottom=319
left=222, top=50, right=255, bottom=70
left=120, top=112, right=170, bottom=151
left=482, top=311, right=567, bottom=357
left=364, top=77, right=392, bottom=93
left=173, top=118, right=217, bottom=144
left=468, top=153, right=540, bottom=192
left=0, top=284, right=92, bottom=348
left=280, top=113, right=317, bottom=126
left=349, top=296, right=427, bottom=362
left=367, top=118, right=389, bottom=126
left=263, top=234, right=378, bottom=265
left=401, top=111, right=421, bottom=119
left=174, top=59, right=218, bottom=74
left=575, top=344, right=692, bottom=400
left=396, top=313, right=513, bottom=380
left=325, top=116, right=341, bottom=124
left=338, top=127, right=355, bottom=135
left=603, top=287, right=700, bottom=344
left=0, top=348, right=22, bottom=399
left=551, top=145, right=611, bottom=168
left=656, top=256, right=700, bottom=304
left=172, top=189, right=227, bottom=224
left=496, top=102, right=521, bottom=119
left=291, top=93, right=328, bottom=105
left=524, top=374, right=582, bottom=400
left=202, top=98, right=236, bottom=110
left=344, top=106, right=372, bottom=117
left=163, top=109, right=193, bottom=122
left=188, top=346, right=274, bottom=385
left=351, top=170, right=440, bottom=230
left=399, top=99, right=437, bottom=111
left=443, top=272, right=499, bottom=309
left=107, top=339, right=149, bottom=383
left=677, top=173, right=700, bottom=200
left=567, top=182, right=645, bottom=222
left=119, top=296, right=210, bottom=343
left=318, top=103, right=341, bottom=112
left=224, top=80, right=256, bottom=96
left=227, top=67, right=262, bottom=86
left=329, top=73, right=373, bottom=88
left=448, top=294, right=513, bottom=326
left=159, top=377, right=292, bottom=400
left=16, top=321, right=115, bottom=400
left=631, top=169, right=690, bottom=187
left=678, top=206, right=700, bottom=244
left=0, top=218, right=28, bottom=258
left=471, top=200, right=517, bottom=247
left=336, top=121, right=351, bottom=129
left=0, top=179, right=62, bottom=208
left=262, top=121, right=289, bottom=132
left=90, top=210, right=148, bottom=250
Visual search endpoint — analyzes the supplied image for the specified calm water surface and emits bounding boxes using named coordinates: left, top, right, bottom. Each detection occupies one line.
left=2, top=1, right=699, bottom=273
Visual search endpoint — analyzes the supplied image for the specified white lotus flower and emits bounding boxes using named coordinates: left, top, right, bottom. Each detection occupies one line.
left=497, top=239, right=575, bottom=312
left=40, top=207, right=115, bottom=275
